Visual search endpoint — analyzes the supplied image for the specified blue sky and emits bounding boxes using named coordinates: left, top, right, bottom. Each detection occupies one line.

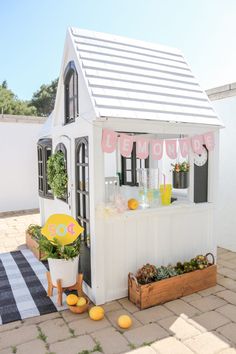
left=1, top=0, right=236, bottom=100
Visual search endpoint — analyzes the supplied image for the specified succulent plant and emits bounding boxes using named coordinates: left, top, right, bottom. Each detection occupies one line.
left=156, top=266, right=170, bottom=280
left=136, top=264, right=158, bottom=284
left=166, top=265, right=178, bottom=277
left=192, top=255, right=208, bottom=270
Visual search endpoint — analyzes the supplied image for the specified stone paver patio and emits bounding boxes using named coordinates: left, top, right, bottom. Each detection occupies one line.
left=1, top=212, right=236, bottom=353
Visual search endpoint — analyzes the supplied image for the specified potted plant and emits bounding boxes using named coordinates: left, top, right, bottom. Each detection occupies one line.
left=172, top=161, right=189, bottom=189
left=47, top=151, right=68, bottom=199
left=128, top=253, right=216, bottom=309
left=38, top=235, right=80, bottom=288
left=25, top=224, right=45, bottom=260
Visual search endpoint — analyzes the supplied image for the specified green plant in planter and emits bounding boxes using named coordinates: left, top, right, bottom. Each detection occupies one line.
left=26, top=224, right=42, bottom=242
left=47, top=151, right=68, bottom=198
left=136, top=264, right=158, bottom=284
left=172, top=161, right=190, bottom=172
left=37, top=235, right=80, bottom=260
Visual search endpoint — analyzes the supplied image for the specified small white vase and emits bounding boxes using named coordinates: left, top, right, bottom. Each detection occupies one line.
left=48, top=256, right=79, bottom=287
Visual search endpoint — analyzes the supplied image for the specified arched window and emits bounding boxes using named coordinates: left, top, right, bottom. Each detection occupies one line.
left=75, top=137, right=91, bottom=286
left=55, top=143, right=68, bottom=202
left=37, top=139, right=53, bottom=199
left=64, top=61, right=78, bottom=124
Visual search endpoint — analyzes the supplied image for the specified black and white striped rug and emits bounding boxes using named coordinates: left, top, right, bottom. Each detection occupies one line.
left=0, top=249, right=67, bottom=325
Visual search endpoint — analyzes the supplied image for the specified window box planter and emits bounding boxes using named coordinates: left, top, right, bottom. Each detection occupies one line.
left=25, top=232, right=45, bottom=260
left=173, top=171, right=189, bottom=189
left=128, top=264, right=217, bottom=310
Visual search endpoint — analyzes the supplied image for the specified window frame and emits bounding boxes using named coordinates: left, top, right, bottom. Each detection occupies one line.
left=64, top=61, right=78, bottom=125
left=121, top=142, right=149, bottom=186
left=37, top=138, right=53, bottom=199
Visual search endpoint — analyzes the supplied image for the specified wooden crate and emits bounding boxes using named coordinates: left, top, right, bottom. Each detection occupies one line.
left=128, top=265, right=217, bottom=310
left=25, top=232, right=45, bottom=260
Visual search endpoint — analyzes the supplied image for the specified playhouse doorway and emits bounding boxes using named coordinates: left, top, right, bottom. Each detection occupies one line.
left=75, top=137, right=91, bottom=286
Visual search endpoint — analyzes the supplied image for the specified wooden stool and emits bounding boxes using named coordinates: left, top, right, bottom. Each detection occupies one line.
left=46, top=272, right=83, bottom=306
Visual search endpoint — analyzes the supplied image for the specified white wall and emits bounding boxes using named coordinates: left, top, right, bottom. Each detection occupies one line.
left=210, top=96, right=236, bottom=251
left=0, top=115, right=45, bottom=213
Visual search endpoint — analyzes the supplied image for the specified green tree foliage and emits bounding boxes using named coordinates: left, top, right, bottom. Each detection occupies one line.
left=30, top=78, right=58, bottom=116
left=0, top=81, right=37, bottom=116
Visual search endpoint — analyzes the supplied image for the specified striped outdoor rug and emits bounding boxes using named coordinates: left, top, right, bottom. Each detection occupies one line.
left=0, top=249, right=67, bottom=325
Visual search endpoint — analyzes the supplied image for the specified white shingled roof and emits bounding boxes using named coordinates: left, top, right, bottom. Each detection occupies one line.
left=70, top=28, right=222, bottom=126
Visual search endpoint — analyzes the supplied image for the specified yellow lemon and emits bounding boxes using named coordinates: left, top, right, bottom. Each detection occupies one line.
left=76, top=297, right=87, bottom=307
left=66, top=294, right=79, bottom=306
left=117, top=315, right=132, bottom=329
left=128, top=199, right=139, bottom=210
left=89, top=306, right=105, bottom=321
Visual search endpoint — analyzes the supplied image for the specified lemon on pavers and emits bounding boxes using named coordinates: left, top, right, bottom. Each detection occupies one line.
left=117, top=315, right=132, bottom=329
left=128, top=198, right=139, bottom=210
left=76, top=297, right=87, bottom=307
left=89, top=306, right=105, bottom=321
left=66, top=294, right=79, bottom=306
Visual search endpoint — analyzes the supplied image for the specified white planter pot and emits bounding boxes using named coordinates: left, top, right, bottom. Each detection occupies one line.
left=48, top=256, right=79, bottom=287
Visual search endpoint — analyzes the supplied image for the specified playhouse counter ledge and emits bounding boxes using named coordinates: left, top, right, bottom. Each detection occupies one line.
left=95, top=201, right=216, bottom=303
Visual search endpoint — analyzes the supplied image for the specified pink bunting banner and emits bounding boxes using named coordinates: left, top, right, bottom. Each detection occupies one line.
left=165, top=139, right=177, bottom=159
left=119, top=134, right=134, bottom=157
left=101, top=129, right=117, bottom=153
left=204, top=132, right=215, bottom=151
left=150, top=139, right=163, bottom=160
left=136, top=137, right=149, bottom=159
left=191, top=135, right=204, bottom=154
left=101, top=129, right=216, bottom=159
left=179, top=138, right=191, bottom=158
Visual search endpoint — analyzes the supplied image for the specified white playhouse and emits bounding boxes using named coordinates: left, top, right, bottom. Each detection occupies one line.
left=38, top=28, right=223, bottom=305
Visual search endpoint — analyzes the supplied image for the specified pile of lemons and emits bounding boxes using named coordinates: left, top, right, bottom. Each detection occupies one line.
left=66, top=294, right=132, bottom=329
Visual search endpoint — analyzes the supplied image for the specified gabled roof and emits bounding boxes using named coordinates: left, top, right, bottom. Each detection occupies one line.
left=70, top=28, right=222, bottom=126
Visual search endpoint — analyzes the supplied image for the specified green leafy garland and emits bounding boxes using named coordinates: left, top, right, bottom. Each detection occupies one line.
left=47, top=151, right=68, bottom=198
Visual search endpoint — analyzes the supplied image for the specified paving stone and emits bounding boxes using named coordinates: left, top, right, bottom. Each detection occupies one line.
left=0, top=348, right=13, bottom=354
left=184, top=332, right=230, bottom=354
left=218, top=260, right=236, bottom=270
left=129, top=347, right=156, bottom=354
left=118, top=298, right=140, bottom=313
left=217, top=290, right=236, bottom=305
left=217, top=304, right=236, bottom=322
left=16, top=339, right=46, bottom=354
left=103, top=300, right=123, bottom=312
left=164, top=299, right=201, bottom=317
left=217, top=248, right=230, bottom=256
left=197, top=285, right=225, bottom=296
left=61, top=308, right=89, bottom=323
left=92, top=327, right=130, bottom=354
left=190, top=295, right=227, bottom=312
left=182, top=293, right=202, bottom=303
left=151, top=336, right=194, bottom=354
left=218, top=253, right=236, bottom=261
left=191, top=311, right=230, bottom=331
left=38, top=318, right=71, bottom=344
left=219, top=349, right=236, bottom=354
left=133, top=305, right=173, bottom=325
left=106, top=309, right=142, bottom=331
left=0, top=321, right=21, bottom=333
left=0, top=324, right=38, bottom=349
left=69, top=317, right=111, bottom=335
left=22, top=311, right=61, bottom=325
left=123, top=323, right=168, bottom=346
left=158, top=315, right=201, bottom=340
left=217, top=323, right=236, bottom=345
left=217, top=277, right=236, bottom=290
left=218, top=267, right=236, bottom=280
left=50, top=335, right=95, bottom=354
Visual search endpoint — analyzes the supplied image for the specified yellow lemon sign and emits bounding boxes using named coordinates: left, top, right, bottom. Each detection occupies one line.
left=41, top=214, right=84, bottom=245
